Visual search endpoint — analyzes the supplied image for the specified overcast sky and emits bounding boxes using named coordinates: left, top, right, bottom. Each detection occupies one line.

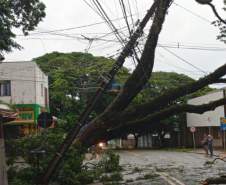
left=4, top=0, right=226, bottom=85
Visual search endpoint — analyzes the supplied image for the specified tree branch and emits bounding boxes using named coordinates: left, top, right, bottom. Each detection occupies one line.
left=117, top=62, right=226, bottom=124
left=203, top=177, right=226, bottom=185
left=105, top=97, right=226, bottom=140
left=76, top=0, right=173, bottom=146
left=196, top=0, right=226, bottom=24
left=100, top=0, right=172, bottom=119
left=207, top=2, right=226, bottom=25
left=214, top=78, right=226, bottom=83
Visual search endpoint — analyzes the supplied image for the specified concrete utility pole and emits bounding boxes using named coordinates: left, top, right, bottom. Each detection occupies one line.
left=0, top=115, right=8, bottom=185
left=41, top=1, right=161, bottom=184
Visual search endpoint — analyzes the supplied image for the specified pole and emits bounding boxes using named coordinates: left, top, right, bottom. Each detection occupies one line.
left=192, top=132, right=196, bottom=150
left=41, top=1, right=160, bottom=184
left=0, top=115, right=8, bottom=185
left=224, top=131, right=225, bottom=150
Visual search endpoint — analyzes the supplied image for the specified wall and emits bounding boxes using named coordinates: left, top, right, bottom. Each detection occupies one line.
left=35, top=64, right=49, bottom=108
left=0, top=62, right=48, bottom=107
left=0, top=62, right=36, bottom=104
left=187, top=90, right=225, bottom=127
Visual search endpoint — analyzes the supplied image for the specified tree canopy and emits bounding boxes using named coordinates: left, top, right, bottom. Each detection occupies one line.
left=0, top=0, right=45, bottom=53
left=41, top=1, right=226, bottom=182
left=34, top=52, right=129, bottom=125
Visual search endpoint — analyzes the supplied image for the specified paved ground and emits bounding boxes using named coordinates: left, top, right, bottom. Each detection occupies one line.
left=117, top=150, right=226, bottom=185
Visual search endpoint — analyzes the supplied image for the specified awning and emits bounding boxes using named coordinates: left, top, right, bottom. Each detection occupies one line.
left=0, top=105, right=18, bottom=123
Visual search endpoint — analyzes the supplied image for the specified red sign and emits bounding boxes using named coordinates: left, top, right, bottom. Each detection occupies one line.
left=190, top=127, right=196, bottom=133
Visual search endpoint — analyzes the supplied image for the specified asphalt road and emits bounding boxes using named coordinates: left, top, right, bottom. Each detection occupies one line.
left=117, top=150, right=226, bottom=185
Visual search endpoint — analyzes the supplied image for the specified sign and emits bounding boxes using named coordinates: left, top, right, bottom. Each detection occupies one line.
left=220, top=123, right=226, bottom=131
left=13, top=110, right=34, bottom=123
left=221, top=117, right=226, bottom=124
left=220, top=117, right=226, bottom=131
left=38, top=112, right=53, bottom=128
left=190, top=127, right=196, bottom=133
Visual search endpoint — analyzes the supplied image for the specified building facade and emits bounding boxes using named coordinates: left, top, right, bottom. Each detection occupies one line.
left=0, top=62, right=49, bottom=137
left=187, top=89, right=225, bottom=148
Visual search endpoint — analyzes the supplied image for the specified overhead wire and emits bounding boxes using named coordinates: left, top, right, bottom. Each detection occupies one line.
left=159, top=44, right=208, bottom=75
left=134, top=0, right=139, bottom=20
left=119, top=0, right=132, bottom=36
left=16, top=11, right=142, bottom=37
left=92, top=0, right=125, bottom=45
left=127, top=0, right=135, bottom=29
left=173, top=2, right=211, bottom=23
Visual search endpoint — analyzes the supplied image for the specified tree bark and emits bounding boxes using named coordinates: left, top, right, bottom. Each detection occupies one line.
left=117, top=62, right=226, bottom=124
left=104, top=97, right=226, bottom=142
left=76, top=0, right=172, bottom=146
left=203, top=176, right=226, bottom=184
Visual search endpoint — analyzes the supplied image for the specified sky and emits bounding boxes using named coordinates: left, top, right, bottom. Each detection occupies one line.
left=4, top=0, right=226, bottom=86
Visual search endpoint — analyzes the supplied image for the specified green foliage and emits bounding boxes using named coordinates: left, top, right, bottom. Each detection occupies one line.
left=33, top=52, right=129, bottom=126
left=98, top=150, right=122, bottom=173
left=134, top=71, right=212, bottom=105
left=211, top=1, right=226, bottom=43
left=7, top=167, right=36, bottom=185
left=0, top=0, right=46, bottom=52
left=7, top=120, right=87, bottom=185
left=100, top=172, right=123, bottom=183
left=7, top=123, right=122, bottom=185
left=133, top=72, right=213, bottom=141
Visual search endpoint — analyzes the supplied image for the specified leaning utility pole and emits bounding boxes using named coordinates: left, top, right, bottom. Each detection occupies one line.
left=41, top=1, right=160, bottom=184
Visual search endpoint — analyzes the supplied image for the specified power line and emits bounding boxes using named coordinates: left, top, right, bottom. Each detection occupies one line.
left=156, top=57, right=209, bottom=75
left=173, top=2, right=212, bottom=23
left=16, top=34, right=226, bottom=52
left=134, top=0, right=139, bottom=20
left=127, top=0, right=135, bottom=29
left=119, top=0, right=132, bottom=36
left=16, top=12, right=140, bottom=37
left=91, top=0, right=125, bottom=45
left=159, top=44, right=208, bottom=75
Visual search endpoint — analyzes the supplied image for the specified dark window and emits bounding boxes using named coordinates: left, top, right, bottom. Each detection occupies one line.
left=0, top=81, right=11, bottom=96
left=41, top=84, right=44, bottom=97
left=44, top=87, right=48, bottom=107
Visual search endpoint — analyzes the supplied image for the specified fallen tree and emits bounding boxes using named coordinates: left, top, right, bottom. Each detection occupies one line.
left=203, top=177, right=226, bottom=185
left=42, top=0, right=226, bottom=184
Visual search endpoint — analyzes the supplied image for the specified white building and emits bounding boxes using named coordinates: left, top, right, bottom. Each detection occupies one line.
left=187, top=89, right=225, bottom=147
left=0, top=62, right=48, bottom=107
left=0, top=62, right=49, bottom=136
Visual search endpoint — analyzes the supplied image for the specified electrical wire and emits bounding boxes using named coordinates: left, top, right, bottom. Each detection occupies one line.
left=127, top=0, right=135, bottom=29
left=173, top=2, right=211, bottom=23
left=92, top=0, right=125, bottom=45
left=159, top=44, right=208, bottom=75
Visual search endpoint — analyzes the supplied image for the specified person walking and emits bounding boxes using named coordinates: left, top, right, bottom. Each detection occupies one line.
left=207, top=134, right=213, bottom=157
left=201, top=133, right=208, bottom=156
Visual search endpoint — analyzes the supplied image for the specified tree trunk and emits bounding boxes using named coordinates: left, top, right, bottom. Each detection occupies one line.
left=76, top=0, right=172, bottom=147
left=204, top=177, right=226, bottom=184
left=134, top=134, right=139, bottom=148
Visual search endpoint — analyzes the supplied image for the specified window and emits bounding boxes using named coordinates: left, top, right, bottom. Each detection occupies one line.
left=44, top=87, right=48, bottom=107
left=0, top=81, right=11, bottom=96
left=41, top=84, right=44, bottom=97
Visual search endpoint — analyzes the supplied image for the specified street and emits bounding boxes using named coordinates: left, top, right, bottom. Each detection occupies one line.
left=117, top=150, right=226, bottom=185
